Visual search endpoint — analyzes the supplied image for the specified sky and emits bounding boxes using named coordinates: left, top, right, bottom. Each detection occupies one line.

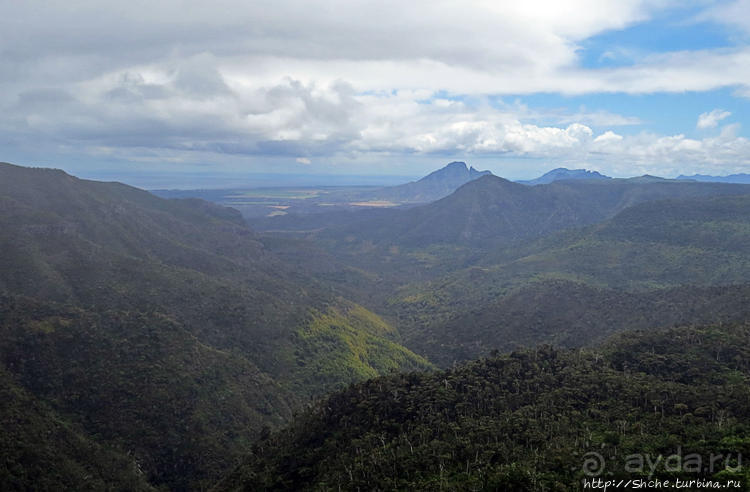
left=3, top=0, right=750, bottom=184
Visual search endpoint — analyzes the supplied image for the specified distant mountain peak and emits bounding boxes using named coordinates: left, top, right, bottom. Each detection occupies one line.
left=446, top=161, right=467, bottom=168
left=518, top=167, right=610, bottom=186
left=626, top=174, right=669, bottom=183
left=370, top=162, right=492, bottom=204
left=419, top=161, right=491, bottom=183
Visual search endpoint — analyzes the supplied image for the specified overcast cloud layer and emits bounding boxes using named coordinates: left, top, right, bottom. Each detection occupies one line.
left=3, top=0, right=750, bottom=178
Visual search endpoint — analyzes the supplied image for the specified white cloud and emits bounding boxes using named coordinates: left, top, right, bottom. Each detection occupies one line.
left=0, top=1, right=653, bottom=74
left=697, top=109, right=732, bottom=129
left=0, top=0, right=674, bottom=103
left=593, top=130, right=623, bottom=143
left=4, top=73, right=750, bottom=175
left=699, top=0, right=750, bottom=35
left=0, top=1, right=745, bottom=102
left=2, top=1, right=750, bottom=176
left=557, top=110, right=641, bottom=127
left=588, top=130, right=750, bottom=174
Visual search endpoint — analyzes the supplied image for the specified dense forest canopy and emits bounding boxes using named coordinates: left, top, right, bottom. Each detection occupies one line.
left=2, top=161, right=750, bottom=490
left=218, top=323, right=750, bottom=491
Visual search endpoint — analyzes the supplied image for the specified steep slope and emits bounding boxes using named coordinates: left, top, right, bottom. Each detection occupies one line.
left=390, top=193, right=750, bottom=365
left=517, top=167, right=610, bottom=185
left=0, top=162, right=431, bottom=489
left=0, top=366, right=153, bottom=491
left=0, top=295, right=291, bottom=490
left=375, top=161, right=491, bottom=202
left=217, top=323, right=750, bottom=491
left=399, top=280, right=750, bottom=366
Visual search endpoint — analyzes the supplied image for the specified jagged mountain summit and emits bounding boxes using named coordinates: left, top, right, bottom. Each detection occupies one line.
left=418, top=160, right=491, bottom=184
left=375, top=161, right=492, bottom=202
left=518, top=167, right=610, bottom=185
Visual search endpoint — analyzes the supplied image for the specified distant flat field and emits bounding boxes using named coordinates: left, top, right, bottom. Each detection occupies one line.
left=227, top=189, right=324, bottom=199
left=221, top=200, right=281, bottom=205
left=155, top=185, right=384, bottom=202
left=154, top=185, right=399, bottom=217
left=350, top=201, right=398, bottom=207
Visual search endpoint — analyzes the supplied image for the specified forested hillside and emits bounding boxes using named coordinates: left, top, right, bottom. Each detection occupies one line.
left=389, top=193, right=750, bottom=364
left=0, top=162, right=430, bottom=489
left=4, top=161, right=750, bottom=490
left=253, top=179, right=750, bottom=368
left=218, top=323, right=750, bottom=491
left=0, top=365, right=154, bottom=491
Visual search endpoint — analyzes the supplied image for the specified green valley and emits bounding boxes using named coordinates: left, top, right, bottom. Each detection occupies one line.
left=4, top=160, right=750, bottom=490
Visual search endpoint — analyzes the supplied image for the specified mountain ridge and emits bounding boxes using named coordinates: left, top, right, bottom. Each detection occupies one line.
left=386, top=192, right=750, bottom=365
left=0, top=161, right=431, bottom=489
left=517, top=167, right=610, bottom=185
left=366, top=160, right=492, bottom=203
left=314, top=173, right=750, bottom=248
left=677, top=173, right=750, bottom=184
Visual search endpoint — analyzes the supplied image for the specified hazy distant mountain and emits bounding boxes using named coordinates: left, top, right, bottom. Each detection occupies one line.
left=625, top=174, right=670, bottom=183
left=371, top=161, right=491, bottom=202
left=154, top=161, right=490, bottom=219
left=517, top=167, right=610, bottom=185
left=319, top=174, right=750, bottom=248
left=409, top=160, right=491, bottom=190
left=676, top=173, right=750, bottom=184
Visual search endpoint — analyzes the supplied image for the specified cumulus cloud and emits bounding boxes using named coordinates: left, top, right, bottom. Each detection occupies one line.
left=697, top=109, right=732, bottom=129
left=4, top=71, right=750, bottom=174
left=0, top=1, right=652, bottom=76
left=1, top=1, right=750, bottom=174
left=0, top=0, right=681, bottom=107
left=588, top=130, right=750, bottom=176
left=593, top=130, right=623, bottom=143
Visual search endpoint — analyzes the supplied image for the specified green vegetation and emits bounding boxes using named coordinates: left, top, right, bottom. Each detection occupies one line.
left=396, top=280, right=750, bottom=366
left=217, top=323, right=750, bottom=491
left=300, top=175, right=750, bottom=249
left=0, top=295, right=293, bottom=490
left=0, top=367, right=153, bottom=491
left=378, top=194, right=750, bottom=365
left=5, top=161, right=750, bottom=490
left=255, top=189, right=750, bottom=368
left=0, top=162, right=426, bottom=489
left=287, top=303, right=433, bottom=393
